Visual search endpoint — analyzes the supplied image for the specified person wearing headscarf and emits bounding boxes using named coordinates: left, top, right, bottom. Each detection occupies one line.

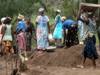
left=16, top=14, right=28, bottom=61
left=35, top=8, right=50, bottom=53
left=78, top=12, right=89, bottom=44
left=2, top=17, right=13, bottom=55
left=53, top=9, right=63, bottom=48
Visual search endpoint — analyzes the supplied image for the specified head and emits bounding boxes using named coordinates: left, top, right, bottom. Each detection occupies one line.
left=61, top=16, right=66, bottom=22
left=4, top=17, right=12, bottom=24
left=25, top=18, right=31, bottom=25
left=17, top=14, right=25, bottom=21
left=87, top=32, right=93, bottom=37
left=56, top=9, right=61, bottom=15
left=38, top=8, right=45, bottom=16
left=88, top=12, right=93, bottom=19
left=1, top=17, right=6, bottom=24
left=80, top=9, right=84, bottom=14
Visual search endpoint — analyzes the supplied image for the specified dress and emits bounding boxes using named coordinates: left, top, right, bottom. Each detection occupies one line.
left=3, top=24, right=12, bottom=41
left=83, top=36, right=98, bottom=59
left=17, top=32, right=26, bottom=51
left=2, top=24, right=13, bottom=53
left=36, top=15, right=49, bottom=49
left=16, top=20, right=26, bottom=51
left=78, top=20, right=84, bottom=42
left=53, top=15, right=63, bottom=39
left=78, top=20, right=89, bottom=42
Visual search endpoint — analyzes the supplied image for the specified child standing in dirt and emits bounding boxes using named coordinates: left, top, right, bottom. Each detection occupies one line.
left=2, top=17, right=14, bottom=55
left=78, top=32, right=98, bottom=68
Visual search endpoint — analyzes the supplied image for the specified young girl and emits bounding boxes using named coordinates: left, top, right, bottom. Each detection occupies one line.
left=81, top=32, right=98, bottom=68
left=2, top=17, right=13, bottom=55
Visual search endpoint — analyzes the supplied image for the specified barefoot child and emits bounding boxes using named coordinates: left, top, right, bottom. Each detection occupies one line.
left=82, top=32, right=98, bottom=68
left=2, top=17, right=13, bottom=55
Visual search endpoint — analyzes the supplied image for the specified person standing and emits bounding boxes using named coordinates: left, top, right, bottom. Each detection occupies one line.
left=53, top=9, right=63, bottom=48
left=25, top=18, right=35, bottom=51
left=2, top=17, right=13, bottom=55
left=78, top=13, right=89, bottom=44
left=16, top=14, right=28, bottom=61
left=78, top=14, right=98, bottom=68
left=82, top=32, right=98, bottom=68
left=36, top=8, right=50, bottom=53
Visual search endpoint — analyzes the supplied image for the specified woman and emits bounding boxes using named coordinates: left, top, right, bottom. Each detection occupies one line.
left=2, top=17, right=13, bottom=55
left=16, top=15, right=28, bottom=61
left=36, top=8, right=50, bottom=52
left=25, top=18, right=35, bottom=51
left=53, top=9, right=63, bottom=47
left=78, top=13, right=89, bottom=44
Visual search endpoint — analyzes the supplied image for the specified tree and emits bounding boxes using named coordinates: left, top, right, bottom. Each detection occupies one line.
left=0, top=0, right=35, bottom=18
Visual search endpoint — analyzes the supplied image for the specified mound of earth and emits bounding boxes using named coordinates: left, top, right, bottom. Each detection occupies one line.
left=29, top=45, right=100, bottom=68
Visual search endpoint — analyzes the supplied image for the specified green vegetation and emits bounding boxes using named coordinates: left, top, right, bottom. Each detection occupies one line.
left=0, top=0, right=99, bottom=46
left=0, top=0, right=99, bottom=18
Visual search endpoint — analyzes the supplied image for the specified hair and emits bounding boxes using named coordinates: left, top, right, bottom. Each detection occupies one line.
left=4, top=17, right=12, bottom=24
left=25, top=18, right=31, bottom=25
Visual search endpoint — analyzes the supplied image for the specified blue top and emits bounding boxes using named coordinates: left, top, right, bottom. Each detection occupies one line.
left=63, top=19, right=75, bottom=30
left=16, top=20, right=27, bottom=33
left=53, top=14, right=63, bottom=39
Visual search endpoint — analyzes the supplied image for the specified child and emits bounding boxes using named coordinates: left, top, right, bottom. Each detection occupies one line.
left=80, top=32, right=98, bottom=68
left=2, top=17, right=13, bottom=55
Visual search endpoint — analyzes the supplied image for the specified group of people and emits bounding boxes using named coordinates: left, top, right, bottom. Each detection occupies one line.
left=0, top=15, right=35, bottom=61
left=77, top=10, right=98, bottom=68
left=0, top=7, right=99, bottom=68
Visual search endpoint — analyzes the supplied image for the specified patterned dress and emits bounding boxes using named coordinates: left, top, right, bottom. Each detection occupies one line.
left=36, top=15, right=49, bottom=49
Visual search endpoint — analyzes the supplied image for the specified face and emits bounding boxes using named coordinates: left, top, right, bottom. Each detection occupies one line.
left=39, top=11, right=44, bottom=15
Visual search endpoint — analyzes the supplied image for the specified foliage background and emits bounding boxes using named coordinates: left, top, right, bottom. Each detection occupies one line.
left=0, top=0, right=99, bottom=18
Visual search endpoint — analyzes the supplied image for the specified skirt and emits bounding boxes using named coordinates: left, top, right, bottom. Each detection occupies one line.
left=17, top=32, right=26, bottom=51
left=83, top=36, right=98, bottom=59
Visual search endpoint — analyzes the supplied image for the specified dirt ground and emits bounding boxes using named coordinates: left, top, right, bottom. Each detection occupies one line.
left=0, top=45, right=100, bottom=75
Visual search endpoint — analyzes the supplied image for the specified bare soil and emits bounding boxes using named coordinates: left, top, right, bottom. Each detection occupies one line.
left=0, top=45, right=100, bottom=75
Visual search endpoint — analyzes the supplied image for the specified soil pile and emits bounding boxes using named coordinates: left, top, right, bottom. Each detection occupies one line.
left=30, top=45, right=85, bottom=67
